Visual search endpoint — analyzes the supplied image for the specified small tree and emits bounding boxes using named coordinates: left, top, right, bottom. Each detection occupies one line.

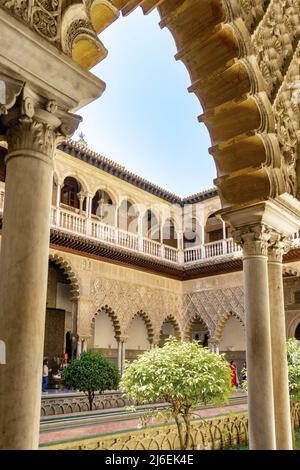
left=61, top=351, right=120, bottom=410
left=120, top=338, right=232, bottom=450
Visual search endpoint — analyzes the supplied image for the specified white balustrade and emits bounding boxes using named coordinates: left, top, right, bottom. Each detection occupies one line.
left=59, top=209, right=86, bottom=235
left=226, top=238, right=241, bottom=254
left=184, top=246, right=202, bottom=263
left=3, top=188, right=297, bottom=265
left=91, top=221, right=116, bottom=244
left=205, top=240, right=224, bottom=258
left=117, top=229, right=139, bottom=251
left=164, top=245, right=178, bottom=263
left=143, top=238, right=161, bottom=258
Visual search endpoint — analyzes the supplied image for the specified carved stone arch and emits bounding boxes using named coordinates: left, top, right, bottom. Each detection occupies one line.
left=214, top=311, right=245, bottom=344
left=49, top=253, right=80, bottom=300
left=60, top=171, right=90, bottom=195
left=159, top=314, right=181, bottom=345
left=183, top=314, right=210, bottom=342
left=283, top=265, right=300, bottom=278
left=118, top=195, right=140, bottom=210
left=90, top=186, right=118, bottom=207
left=126, top=310, right=154, bottom=343
left=91, top=305, right=122, bottom=340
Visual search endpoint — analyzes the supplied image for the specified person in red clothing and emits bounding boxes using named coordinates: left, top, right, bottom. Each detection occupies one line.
left=229, top=360, right=238, bottom=388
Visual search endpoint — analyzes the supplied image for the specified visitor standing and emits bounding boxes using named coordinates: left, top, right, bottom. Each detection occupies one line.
left=229, top=360, right=239, bottom=388
left=42, top=359, right=50, bottom=393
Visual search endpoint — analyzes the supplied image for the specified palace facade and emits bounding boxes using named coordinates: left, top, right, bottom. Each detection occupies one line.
left=1, top=138, right=299, bottom=377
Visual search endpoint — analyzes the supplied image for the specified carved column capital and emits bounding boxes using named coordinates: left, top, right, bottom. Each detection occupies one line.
left=5, top=118, right=57, bottom=164
left=118, top=335, right=128, bottom=344
left=1, top=81, right=81, bottom=163
left=232, top=224, right=271, bottom=257
left=268, top=236, right=291, bottom=263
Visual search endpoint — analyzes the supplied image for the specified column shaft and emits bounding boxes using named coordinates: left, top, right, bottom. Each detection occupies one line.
left=243, top=242, right=276, bottom=449
left=268, top=245, right=292, bottom=449
left=0, top=121, right=54, bottom=449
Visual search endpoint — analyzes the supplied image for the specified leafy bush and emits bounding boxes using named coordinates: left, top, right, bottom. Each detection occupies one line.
left=120, top=337, right=232, bottom=450
left=61, top=351, right=120, bottom=410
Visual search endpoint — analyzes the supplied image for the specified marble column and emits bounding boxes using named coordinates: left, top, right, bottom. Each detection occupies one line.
left=55, top=182, right=61, bottom=226
left=117, top=339, right=122, bottom=373
left=208, top=339, right=219, bottom=354
left=0, top=81, right=81, bottom=449
left=85, top=195, right=92, bottom=236
left=118, top=336, right=128, bottom=375
left=76, top=337, right=82, bottom=359
left=82, top=339, right=88, bottom=353
left=0, top=109, right=57, bottom=449
left=239, top=227, right=276, bottom=450
left=138, top=215, right=144, bottom=252
left=222, top=221, right=227, bottom=254
left=78, top=193, right=85, bottom=216
left=268, top=240, right=292, bottom=449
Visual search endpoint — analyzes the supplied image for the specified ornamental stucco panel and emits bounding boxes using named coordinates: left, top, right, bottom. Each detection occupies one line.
left=182, top=286, right=245, bottom=339
left=89, top=277, right=183, bottom=342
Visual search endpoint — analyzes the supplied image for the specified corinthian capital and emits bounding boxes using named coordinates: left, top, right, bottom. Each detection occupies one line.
left=232, top=224, right=271, bottom=257
left=6, top=119, right=57, bottom=162
left=268, top=235, right=291, bottom=263
left=1, top=81, right=82, bottom=162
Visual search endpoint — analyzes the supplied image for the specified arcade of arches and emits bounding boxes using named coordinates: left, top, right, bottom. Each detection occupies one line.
left=1, top=0, right=300, bottom=452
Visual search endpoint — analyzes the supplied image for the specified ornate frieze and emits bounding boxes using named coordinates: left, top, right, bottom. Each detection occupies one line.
left=0, top=0, right=62, bottom=44
left=252, top=0, right=300, bottom=100
left=273, top=44, right=300, bottom=198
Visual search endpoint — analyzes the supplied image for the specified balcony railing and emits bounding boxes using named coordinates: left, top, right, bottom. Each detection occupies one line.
left=0, top=189, right=262, bottom=266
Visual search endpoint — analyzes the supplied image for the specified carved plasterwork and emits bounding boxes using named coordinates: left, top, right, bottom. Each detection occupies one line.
left=182, top=286, right=245, bottom=340
left=0, top=0, right=62, bottom=44
left=87, top=276, right=183, bottom=341
left=2, top=0, right=300, bottom=215
left=252, top=0, right=300, bottom=100
left=273, top=44, right=300, bottom=198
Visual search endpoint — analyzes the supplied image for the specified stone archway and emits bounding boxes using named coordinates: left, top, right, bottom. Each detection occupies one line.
left=126, top=309, right=155, bottom=344
left=49, top=253, right=80, bottom=300
left=158, top=314, right=181, bottom=346
left=91, top=305, right=122, bottom=366
left=91, top=305, right=122, bottom=341
left=214, top=311, right=245, bottom=344
left=183, top=314, right=210, bottom=346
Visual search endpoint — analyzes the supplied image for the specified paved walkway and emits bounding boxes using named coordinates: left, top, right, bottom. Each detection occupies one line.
left=39, top=396, right=247, bottom=446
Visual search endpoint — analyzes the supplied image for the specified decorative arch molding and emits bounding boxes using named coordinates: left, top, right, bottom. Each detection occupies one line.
left=60, top=171, right=90, bottom=195
left=286, top=313, right=300, bottom=339
left=214, top=311, right=245, bottom=344
left=2, top=1, right=299, bottom=206
left=90, top=186, right=119, bottom=207
left=283, top=266, right=300, bottom=278
left=49, top=253, right=80, bottom=300
left=91, top=305, right=122, bottom=340
left=182, top=314, right=210, bottom=342
left=182, top=286, right=245, bottom=339
left=126, top=310, right=154, bottom=343
left=159, top=314, right=182, bottom=343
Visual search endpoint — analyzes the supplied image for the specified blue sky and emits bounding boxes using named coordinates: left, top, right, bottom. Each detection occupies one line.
left=75, top=9, right=216, bottom=197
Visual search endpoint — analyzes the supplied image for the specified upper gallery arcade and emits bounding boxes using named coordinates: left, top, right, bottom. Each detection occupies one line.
left=1, top=0, right=300, bottom=452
